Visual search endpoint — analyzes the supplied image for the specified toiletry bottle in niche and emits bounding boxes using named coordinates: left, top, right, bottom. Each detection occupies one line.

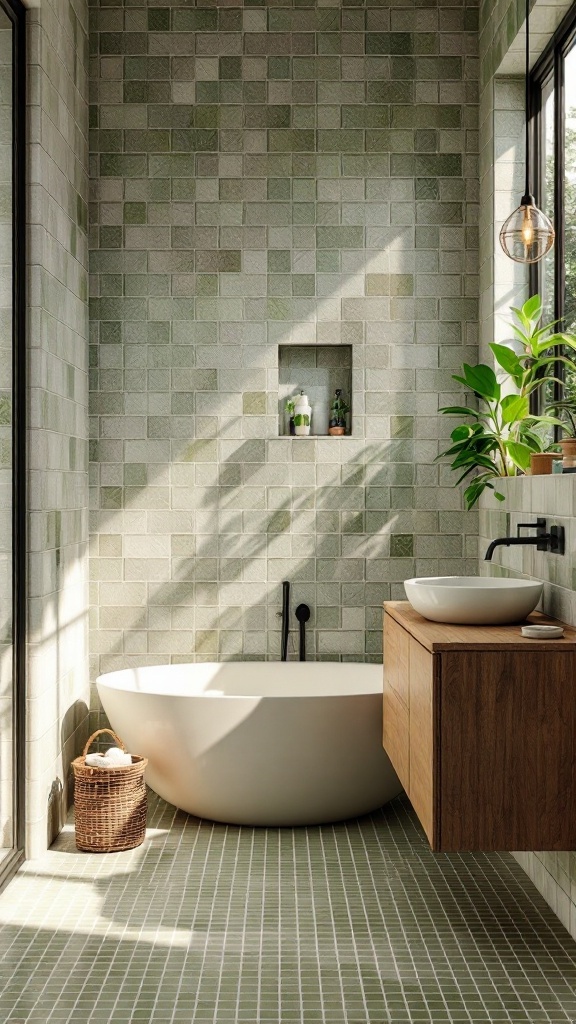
left=294, top=390, right=312, bottom=436
left=313, top=400, right=329, bottom=436
left=329, top=389, right=349, bottom=436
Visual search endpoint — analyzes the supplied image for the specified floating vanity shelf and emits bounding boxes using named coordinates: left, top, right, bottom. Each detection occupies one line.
left=383, top=601, right=576, bottom=852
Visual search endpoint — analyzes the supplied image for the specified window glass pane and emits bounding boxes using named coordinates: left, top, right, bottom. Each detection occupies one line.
left=531, top=73, right=556, bottom=428
left=564, top=43, right=576, bottom=335
left=540, top=75, right=555, bottom=326
left=562, top=43, right=576, bottom=410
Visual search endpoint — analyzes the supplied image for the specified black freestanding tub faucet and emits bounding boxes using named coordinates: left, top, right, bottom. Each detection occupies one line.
left=281, top=580, right=290, bottom=661
left=295, top=603, right=311, bottom=662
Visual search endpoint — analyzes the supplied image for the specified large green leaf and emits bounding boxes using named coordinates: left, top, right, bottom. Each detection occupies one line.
left=463, top=476, right=495, bottom=510
left=536, top=332, right=576, bottom=354
left=526, top=413, right=563, bottom=427
left=530, top=319, right=562, bottom=344
left=521, top=294, right=542, bottom=323
left=489, top=343, right=523, bottom=382
left=450, top=424, right=473, bottom=442
left=439, top=405, right=480, bottom=418
left=442, top=440, right=495, bottom=461
left=524, top=373, right=563, bottom=396
left=518, top=426, right=549, bottom=452
left=550, top=353, right=576, bottom=370
left=509, top=323, right=532, bottom=352
left=452, top=363, right=500, bottom=401
left=437, top=429, right=499, bottom=461
left=500, top=393, right=529, bottom=424
left=509, top=305, right=529, bottom=330
left=505, top=440, right=532, bottom=471
left=453, top=454, right=500, bottom=473
left=454, top=464, right=482, bottom=485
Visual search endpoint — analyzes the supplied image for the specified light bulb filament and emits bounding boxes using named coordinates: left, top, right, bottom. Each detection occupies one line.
left=521, top=206, right=534, bottom=246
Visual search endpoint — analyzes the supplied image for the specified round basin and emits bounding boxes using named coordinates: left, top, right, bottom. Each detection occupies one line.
left=404, top=576, right=543, bottom=625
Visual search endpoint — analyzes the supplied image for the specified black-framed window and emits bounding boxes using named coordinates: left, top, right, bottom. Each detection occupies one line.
left=530, top=4, right=576, bottom=414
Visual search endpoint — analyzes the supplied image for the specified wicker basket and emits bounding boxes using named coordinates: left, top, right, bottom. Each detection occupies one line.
left=72, top=728, right=148, bottom=853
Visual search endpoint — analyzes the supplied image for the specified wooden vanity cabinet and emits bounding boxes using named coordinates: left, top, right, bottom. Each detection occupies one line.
left=383, top=601, right=576, bottom=852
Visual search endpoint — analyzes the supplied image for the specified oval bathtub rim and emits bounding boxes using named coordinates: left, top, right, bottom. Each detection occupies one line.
left=96, top=660, right=384, bottom=700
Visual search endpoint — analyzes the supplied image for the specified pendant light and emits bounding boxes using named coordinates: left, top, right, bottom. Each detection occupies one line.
left=499, top=0, right=555, bottom=263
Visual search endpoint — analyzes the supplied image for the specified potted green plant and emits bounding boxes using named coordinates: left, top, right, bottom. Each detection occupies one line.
left=529, top=451, right=562, bottom=475
left=328, top=389, right=349, bottom=436
left=545, top=395, right=576, bottom=463
left=438, top=294, right=576, bottom=508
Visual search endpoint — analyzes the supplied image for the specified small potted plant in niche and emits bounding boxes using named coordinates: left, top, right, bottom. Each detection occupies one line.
left=328, top=389, right=349, bottom=436
left=437, top=294, right=576, bottom=507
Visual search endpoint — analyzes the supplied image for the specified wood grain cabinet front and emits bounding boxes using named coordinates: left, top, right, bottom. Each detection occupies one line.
left=382, top=602, right=576, bottom=852
left=383, top=613, right=411, bottom=795
left=407, top=636, right=436, bottom=847
left=383, top=685, right=409, bottom=795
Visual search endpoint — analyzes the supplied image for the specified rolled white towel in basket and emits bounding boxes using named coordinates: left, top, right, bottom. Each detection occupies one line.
left=85, top=746, right=132, bottom=768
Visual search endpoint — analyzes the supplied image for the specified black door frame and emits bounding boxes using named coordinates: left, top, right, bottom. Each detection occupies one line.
left=0, top=0, right=25, bottom=894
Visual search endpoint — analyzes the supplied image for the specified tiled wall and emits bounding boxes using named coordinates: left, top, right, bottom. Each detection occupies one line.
left=89, top=0, right=480, bottom=680
left=27, top=0, right=90, bottom=856
left=479, top=0, right=576, bottom=942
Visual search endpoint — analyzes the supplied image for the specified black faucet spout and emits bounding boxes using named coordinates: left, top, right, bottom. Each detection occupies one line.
left=484, top=518, right=564, bottom=560
left=484, top=535, right=545, bottom=561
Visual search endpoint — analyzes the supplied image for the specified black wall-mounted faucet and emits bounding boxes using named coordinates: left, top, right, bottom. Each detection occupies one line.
left=484, top=517, right=565, bottom=561
left=280, top=582, right=311, bottom=661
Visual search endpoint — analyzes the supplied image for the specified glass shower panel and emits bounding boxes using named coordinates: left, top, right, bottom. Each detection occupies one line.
left=0, top=3, right=13, bottom=861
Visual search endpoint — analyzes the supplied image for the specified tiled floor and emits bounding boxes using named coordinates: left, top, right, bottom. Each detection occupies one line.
left=1, top=795, right=576, bottom=1023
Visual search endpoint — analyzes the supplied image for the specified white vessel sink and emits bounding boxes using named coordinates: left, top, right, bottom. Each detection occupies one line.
left=403, top=576, right=543, bottom=625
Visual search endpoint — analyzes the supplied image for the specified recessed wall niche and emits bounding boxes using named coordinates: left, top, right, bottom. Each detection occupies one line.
left=278, top=345, right=353, bottom=437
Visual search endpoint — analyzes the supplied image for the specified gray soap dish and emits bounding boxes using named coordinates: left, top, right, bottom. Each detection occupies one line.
left=521, top=624, right=564, bottom=639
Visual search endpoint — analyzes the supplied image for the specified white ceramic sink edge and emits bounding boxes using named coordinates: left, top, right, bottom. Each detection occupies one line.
left=403, top=576, right=544, bottom=625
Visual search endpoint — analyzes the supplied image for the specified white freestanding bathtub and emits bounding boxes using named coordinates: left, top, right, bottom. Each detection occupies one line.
left=96, top=662, right=402, bottom=826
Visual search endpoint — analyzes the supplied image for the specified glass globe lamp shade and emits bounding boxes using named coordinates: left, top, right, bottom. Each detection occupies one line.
left=499, top=196, right=555, bottom=264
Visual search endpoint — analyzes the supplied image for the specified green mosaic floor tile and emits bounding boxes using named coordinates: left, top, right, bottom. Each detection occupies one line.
left=1, top=794, right=576, bottom=1023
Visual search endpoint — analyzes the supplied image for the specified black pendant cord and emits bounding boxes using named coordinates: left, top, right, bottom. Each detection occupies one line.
left=524, top=0, right=531, bottom=201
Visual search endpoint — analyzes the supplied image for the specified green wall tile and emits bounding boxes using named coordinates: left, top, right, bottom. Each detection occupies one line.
left=366, top=33, right=412, bottom=55
left=268, top=129, right=315, bottom=152
left=148, top=9, right=169, bottom=31
left=173, top=9, right=217, bottom=32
